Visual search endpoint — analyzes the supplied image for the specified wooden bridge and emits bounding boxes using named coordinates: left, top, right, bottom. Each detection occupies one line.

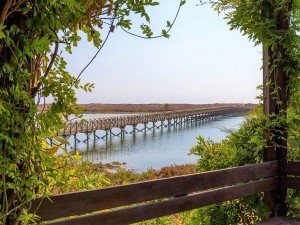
left=59, top=105, right=253, bottom=140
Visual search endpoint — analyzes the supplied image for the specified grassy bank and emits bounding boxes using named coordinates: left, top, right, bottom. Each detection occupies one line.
left=91, top=162, right=197, bottom=186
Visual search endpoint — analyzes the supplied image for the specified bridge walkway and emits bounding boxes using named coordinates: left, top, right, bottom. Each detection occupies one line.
left=59, top=106, right=252, bottom=137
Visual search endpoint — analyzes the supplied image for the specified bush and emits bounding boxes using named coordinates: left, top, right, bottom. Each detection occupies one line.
left=189, top=109, right=267, bottom=224
left=189, top=106, right=300, bottom=224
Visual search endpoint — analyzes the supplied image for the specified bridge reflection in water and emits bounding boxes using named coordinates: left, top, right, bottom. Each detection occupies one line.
left=54, top=105, right=252, bottom=156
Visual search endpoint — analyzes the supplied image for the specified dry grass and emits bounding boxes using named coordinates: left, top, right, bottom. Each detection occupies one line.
left=90, top=163, right=197, bottom=186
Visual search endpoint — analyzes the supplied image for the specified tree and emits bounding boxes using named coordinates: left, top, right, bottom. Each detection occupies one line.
left=219, top=0, right=299, bottom=216
left=190, top=0, right=300, bottom=221
left=0, top=0, right=184, bottom=224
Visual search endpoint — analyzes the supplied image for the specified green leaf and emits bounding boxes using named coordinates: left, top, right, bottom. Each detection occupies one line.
left=53, top=136, right=69, bottom=145
left=166, top=21, right=172, bottom=27
left=140, top=24, right=153, bottom=38
left=149, top=1, right=159, bottom=6
left=32, top=36, right=50, bottom=54
left=162, top=29, right=170, bottom=38
left=117, top=19, right=133, bottom=29
left=0, top=24, right=6, bottom=39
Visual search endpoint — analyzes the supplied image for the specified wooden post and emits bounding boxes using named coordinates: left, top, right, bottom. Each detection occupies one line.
left=261, top=0, right=290, bottom=217
left=74, top=134, right=77, bottom=150
left=93, top=132, right=96, bottom=151
left=263, top=45, right=288, bottom=216
left=105, top=130, right=108, bottom=140
left=263, top=46, right=277, bottom=218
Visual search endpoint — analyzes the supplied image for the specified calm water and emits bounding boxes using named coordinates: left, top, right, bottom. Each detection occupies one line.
left=65, top=114, right=245, bottom=171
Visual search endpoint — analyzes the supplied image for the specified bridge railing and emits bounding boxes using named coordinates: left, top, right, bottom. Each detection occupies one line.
left=60, top=106, right=252, bottom=136
left=28, top=160, right=300, bottom=225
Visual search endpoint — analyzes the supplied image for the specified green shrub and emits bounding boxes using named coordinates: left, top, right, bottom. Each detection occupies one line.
left=189, top=106, right=300, bottom=224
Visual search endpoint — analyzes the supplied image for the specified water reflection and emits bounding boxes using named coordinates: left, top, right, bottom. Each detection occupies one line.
left=65, top=116, right=245, bottom=171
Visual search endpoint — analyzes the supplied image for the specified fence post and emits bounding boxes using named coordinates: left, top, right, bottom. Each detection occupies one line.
left=263, top=37, right=288, bottom=217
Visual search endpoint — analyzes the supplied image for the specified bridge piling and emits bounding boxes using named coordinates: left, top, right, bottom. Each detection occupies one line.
left=105, top=130, right=109, bottom=139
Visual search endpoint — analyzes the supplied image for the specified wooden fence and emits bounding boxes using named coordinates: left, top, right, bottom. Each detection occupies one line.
left=29, top=160, right=300, bottom=225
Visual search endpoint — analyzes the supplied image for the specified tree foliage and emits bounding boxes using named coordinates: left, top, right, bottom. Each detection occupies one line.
left=190, top=0, right=300, bottom=222
left=212, top=0, right=300, bottom=104
left=0, top=0, right=186, bottom=224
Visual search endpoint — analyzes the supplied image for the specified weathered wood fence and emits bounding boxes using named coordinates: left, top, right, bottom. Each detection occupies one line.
left=29, top=160, right=300, bottom=224
left=59, top=106, right=252, bottom=138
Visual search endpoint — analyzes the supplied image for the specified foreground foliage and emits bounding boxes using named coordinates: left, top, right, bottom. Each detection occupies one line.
left=189, top=106, right=300, bottom=224
left=0, top=0, right=182, bottom=223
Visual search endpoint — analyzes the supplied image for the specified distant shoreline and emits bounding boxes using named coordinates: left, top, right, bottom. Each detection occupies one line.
left=38, top=103, right=257, bottom=113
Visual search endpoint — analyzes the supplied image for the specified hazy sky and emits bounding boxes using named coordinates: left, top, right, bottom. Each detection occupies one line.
left=64, top=0, right=262, bottom=104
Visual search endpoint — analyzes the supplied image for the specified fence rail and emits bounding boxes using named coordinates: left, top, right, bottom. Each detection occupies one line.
left=29, top=160, right=298, bottom=225
left=282, top=161, right=300, bottom=190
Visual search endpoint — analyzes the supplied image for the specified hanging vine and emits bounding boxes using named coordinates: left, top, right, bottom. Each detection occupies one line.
left=0, top=0, right=188, bottom=224
left=190, top=0, right=300, bottom=221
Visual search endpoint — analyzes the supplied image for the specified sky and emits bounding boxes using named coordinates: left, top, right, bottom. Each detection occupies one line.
left=64, top=0, right=262, bottom=104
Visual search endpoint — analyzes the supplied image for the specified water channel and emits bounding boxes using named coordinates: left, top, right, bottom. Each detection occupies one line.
left=64, top=114, right=245, bottom=171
